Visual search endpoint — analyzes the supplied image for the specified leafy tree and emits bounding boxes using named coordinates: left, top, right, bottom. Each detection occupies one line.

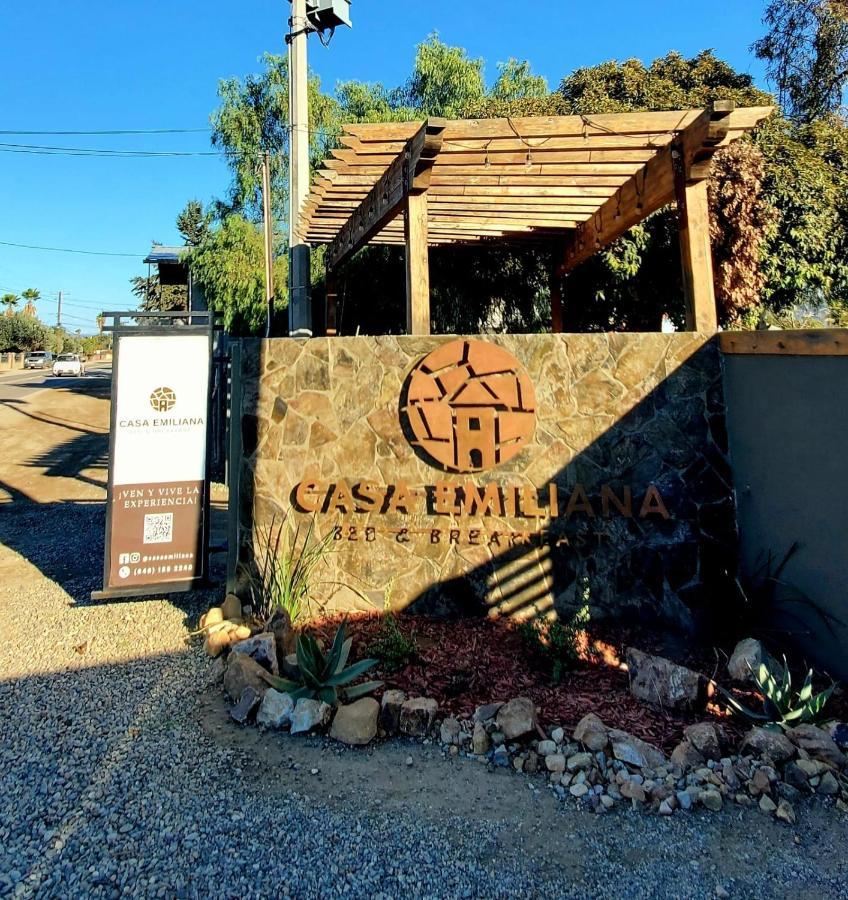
left=491, top=59, right=550, bottom=101
left=130, top=273, right=188, bottom=313
left=189, top=214, right=288, bottom=334
left=0, top=313, right=49, bottom=352
left=2, top=294, right=19, bottom=317
left=754, top=0, right=848, bottom=122
left=177, top=200, right=213, bottom=247
left=406, top=34, right=485, bottom=117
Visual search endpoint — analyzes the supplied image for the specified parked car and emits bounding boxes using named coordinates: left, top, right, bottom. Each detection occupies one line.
left=52, top=354, right=85, bottom=377
left=24, top=351, right=54, bottom=369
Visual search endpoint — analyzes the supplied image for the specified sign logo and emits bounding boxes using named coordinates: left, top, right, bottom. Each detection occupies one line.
left=150, top=386, right=177, bottom=413
left=403, top=338, right=536, bottom=474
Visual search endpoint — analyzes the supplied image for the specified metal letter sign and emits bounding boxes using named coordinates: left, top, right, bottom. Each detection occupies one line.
left=93, top=313, right=215, bottom=600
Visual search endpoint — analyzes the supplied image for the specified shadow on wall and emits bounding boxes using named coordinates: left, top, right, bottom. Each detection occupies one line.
left=403, top=339, right=739, bottom=639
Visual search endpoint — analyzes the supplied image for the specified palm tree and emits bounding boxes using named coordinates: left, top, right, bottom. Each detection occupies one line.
left=1, top=294, right=19, bottom=317
left=21, top=288, right=40, bottom=317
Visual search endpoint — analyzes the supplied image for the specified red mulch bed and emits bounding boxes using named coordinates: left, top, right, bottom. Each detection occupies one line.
left=311, top=612, right=743, bottom=753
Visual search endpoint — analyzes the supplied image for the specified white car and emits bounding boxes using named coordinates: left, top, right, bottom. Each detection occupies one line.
left=52, top=354, right=86, bottom=377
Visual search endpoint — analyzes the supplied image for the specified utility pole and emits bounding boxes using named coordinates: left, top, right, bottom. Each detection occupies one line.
left=287, top=0, right=312, bottom=337
left=261, top=150, right=275, bottom=338
left=56, top=290, right=63, bottom=329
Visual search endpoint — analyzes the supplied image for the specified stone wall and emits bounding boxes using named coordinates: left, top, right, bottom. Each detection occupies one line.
left=234, top=333, right=736, bottom=632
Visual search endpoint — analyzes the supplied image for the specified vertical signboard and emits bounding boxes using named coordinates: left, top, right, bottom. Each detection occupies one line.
left=94, top=330, right=212, bottom=599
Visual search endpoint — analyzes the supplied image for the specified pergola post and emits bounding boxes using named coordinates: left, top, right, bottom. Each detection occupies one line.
left=405, top=193, right=431, bottom=335
left=675, top=177, right=717, bottom=332
left=325, top=266, right=339, bottom=336
left=550, top=243, right=565, bottom=334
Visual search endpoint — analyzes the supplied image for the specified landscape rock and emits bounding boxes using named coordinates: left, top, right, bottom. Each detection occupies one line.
left=224, top=654, right=269, bottom=702
left=230, top=632, right=279, bottom=675
left=818, top=771, right=840, bottom=796
left=330, top=698, right=379, bottom=746
left=256, top=689, right=295, bottom=729
left=776, top=799, right=797, bottom=825
left=740, top=727, right=796, bottom=764
left=829, top=722, right=848, bottom=750
left=379, top=689, right=406, bottom=735
left=545, top=754, right=566, bottom=773
left=472, top=722, right=490, bottom=756
left=203, top=607, right=224, bottom=628
left=701, top=790, right=723, bottom=812
left=569, top=783, right=589, bottom=798
left=537, top=740, right=557, bottom=756
left=440, top=717, right=461, bottom=746
left=265, top=609, right=297, bottom=667
left=610, top=729, right=667, bottom=769
left=759, top=794, right=777, bottom=814
left=783, top=762, right=812, bottom=794
left=728, top=638, right=769, bottom=682
left=625, top=648, right=705, bottom=711
left=399, top=698, right=439, bottom=738
left=786, top=724, right=846, bottom=769
left=230, top=686, right=261, bottom=725
left=573, top=713, right=610, bottom=752
left=222, top=593, right=243, bottom=622
left=290, top=698, right=332, bottom=734
left=495, top=697, right=538, bottom=740
left=619, top=781, right=646, bottom=803
left=473, top=702, right=503, bottom=723
left=567, top=752, right=593, bottom=771
left=671, top=740, right=705, bottom=771
left=683, top=723, right=723, bottom=761
left=659, top=799, right=674, bottom=816
left=551, top=727, right=565, bottom=744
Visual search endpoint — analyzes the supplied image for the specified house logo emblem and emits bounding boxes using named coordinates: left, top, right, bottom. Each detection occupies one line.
left=149, top=386, right=177, bottom=413
left=402, top=338, right=536, bottom=474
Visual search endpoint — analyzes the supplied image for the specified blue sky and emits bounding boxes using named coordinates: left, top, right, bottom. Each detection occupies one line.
left=0, top=0, right=770, bottom=333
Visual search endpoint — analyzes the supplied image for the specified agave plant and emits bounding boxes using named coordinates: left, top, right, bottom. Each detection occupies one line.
left=718, top=656, right=835, bottom=731
left=261, top=620, right=382, bottom=704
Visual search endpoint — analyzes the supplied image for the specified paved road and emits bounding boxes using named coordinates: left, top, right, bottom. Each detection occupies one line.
left=0, top=363, right=111, bottom=403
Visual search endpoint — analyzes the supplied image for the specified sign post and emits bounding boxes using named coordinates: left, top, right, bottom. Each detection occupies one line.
left=92, top=311, right=218, bottom=601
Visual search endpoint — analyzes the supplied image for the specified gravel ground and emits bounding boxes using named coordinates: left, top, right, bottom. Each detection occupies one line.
left=1, top=387, right=848, bottom=899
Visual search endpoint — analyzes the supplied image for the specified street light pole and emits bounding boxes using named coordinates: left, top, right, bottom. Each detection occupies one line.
left=287, top=0, right=312, bottom=338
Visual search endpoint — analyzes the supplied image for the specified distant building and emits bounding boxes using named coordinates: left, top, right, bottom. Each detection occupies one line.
left=143, top=244, right=207, bottom=313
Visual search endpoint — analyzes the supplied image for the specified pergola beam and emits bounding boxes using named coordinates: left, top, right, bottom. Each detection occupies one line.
left=326, top=118, right=446, bottom=271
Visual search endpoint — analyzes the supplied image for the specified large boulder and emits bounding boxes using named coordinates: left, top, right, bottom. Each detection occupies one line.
left=224, top=654, right=270, bottom=702
left=256, top=689, right=295, bottom=729
left=683, top=723, right=723, bottom=761
left=495, top=697, right=538, bottom=740
left=609, top=729, right=667, bottom=769
left=330, top=698, right=380, bottom=746
left=379, top=689, right=406, bottom=736
left=290, top=698, right=332, bottom=734
left=786, top=724, right=846, bottom=769
left=573, top=713, right=610, bottom=752
left=230, top=633, right=279, bottom=675
left=399, top=698, right=438, bottom=738
left=626, top=648, right=705, bottom=711
left=740, top=727, right=796, bottom=764
left=728, top=638, right=768, bottom=683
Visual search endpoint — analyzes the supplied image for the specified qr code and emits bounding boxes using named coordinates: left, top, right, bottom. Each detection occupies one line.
left=143, top=513, right=174, bottom=545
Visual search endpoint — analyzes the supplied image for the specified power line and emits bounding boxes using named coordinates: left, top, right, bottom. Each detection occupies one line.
left=0, top=239, right=138, bottom=258
left=0, top=142, right=249, bottom=158
left=0, top=128, right=211, bottom=136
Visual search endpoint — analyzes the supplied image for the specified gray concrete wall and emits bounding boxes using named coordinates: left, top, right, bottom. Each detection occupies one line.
left=723, top=351, right=848, bottom=679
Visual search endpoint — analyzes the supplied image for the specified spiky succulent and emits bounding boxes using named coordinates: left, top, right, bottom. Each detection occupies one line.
left=261, top=620, right=382, bottom=705
left=719, top=656, right=834, bottom=731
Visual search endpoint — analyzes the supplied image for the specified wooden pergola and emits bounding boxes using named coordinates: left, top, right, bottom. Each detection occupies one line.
left=298, top=103, right=773, bottom=336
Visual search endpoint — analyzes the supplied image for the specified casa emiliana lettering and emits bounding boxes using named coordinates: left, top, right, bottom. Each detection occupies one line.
left=294, top=479, right=670, bottom=520
left=119, top=416, right=205, bottom=428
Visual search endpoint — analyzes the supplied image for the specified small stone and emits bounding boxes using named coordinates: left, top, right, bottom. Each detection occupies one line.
left=256, top=689, right=295, bottom=729
left=329, top=698, right=379, bottom=746
left=473, top=702, right=503, bottom=723
left=379, top=689, right=406, bottom=735
left=230, top=687, right=261, bottom=725
left=513, top=756, right=525, bottom=772
left=290, top=698, right=332, bottom=734
left=677, top=790, right=693, bottom=811
left=204, top=607, right=224, bottom=628
left=524, top=750, right=539, bottom=774
left=829, top=722, right=848, bottom=751
left=573, top=713, right=610, bottom=752
left=600, top=794, right=615, bottom=809
left=405, top=756, right=414, bottom=767
left=751, top=769, right=772, bottom=796
left=472, top=722, right=490, bottom=756
left=786, top=724, right=846, bottom=769
left=795, top=758, right=820, bottom=778
left=545, top=754, right=566, bottom=773
left=610, top=729, right=667, bottom=769
left=659, top=799, right=674, bottom=816
left=740, top=727, right=796, bottom=764
left=570, top=783, right=589, bottom=798
left=440, top=717, right=461, bottom=746
left=759, top=794, right=777, bottom=813
left=490, top=731, right=505, bottom=747
left=778, top=783, right=800, bottom=803
left=399, top=698, right=438, bottom=738
left=222, top=593, right=243, bottom=622
left=224, top=654, right=269, bottom=702
left=567, top=752, right=593, bottom=771
left=495, top=697, right=538, bottom=740
left=728, top=638, right=768, bottom=682
left=671, top=740, right=705, bottom=771
left=818, top=771, right=840, bottom=796
left=701, top=790, right=723, bottom=812
left=265, top=608, right=296, bottom=664
left=551, top=727, right=565, bottom=744
left=619, top=781, right=646, bottom=803
left=537, top=740, right=557, bottom=756
left=492, top=746, right=510, bottom=768
left=715, top=886, right=730, bottom=900
left=776, top=799, right=796, bottom=825
left=684, top=723, right=723, bottom=761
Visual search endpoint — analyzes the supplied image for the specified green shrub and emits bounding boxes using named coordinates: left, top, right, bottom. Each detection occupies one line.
left=367, top=613, right=417, bottom=673
left=519, top=605, right=589, bottom=684
left=261, top=620, right=382, bottom=704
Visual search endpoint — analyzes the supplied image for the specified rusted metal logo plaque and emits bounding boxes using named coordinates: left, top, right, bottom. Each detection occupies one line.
left=403, top=338, right=536, bottom=474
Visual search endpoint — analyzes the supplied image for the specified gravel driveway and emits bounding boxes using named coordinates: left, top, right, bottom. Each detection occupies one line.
left=1, top=374, right=847, bottom=899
